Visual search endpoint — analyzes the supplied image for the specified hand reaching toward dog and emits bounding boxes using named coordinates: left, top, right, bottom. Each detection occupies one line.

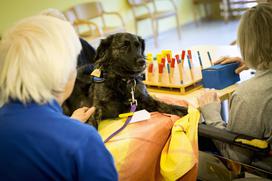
left=71, top=107, right=95, bottom=123
left=214, top=56, right=248, bottom=74
left=197, top=90, right=220, bottom=107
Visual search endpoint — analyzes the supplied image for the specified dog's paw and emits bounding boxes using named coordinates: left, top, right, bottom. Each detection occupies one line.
left=171, top=106, right=188, bottom=117
left=176, top=108, right=188, bottom=117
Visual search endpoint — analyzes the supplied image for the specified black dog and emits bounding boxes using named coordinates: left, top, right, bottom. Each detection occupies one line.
left=88, top=33, right=188, bottom=127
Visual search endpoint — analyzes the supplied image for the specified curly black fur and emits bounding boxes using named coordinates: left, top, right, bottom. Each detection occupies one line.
left=88, top=33, right=188, bottom=127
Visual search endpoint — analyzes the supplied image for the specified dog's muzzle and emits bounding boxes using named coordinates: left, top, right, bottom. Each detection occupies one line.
left=136, top=58, right=146, bottom=67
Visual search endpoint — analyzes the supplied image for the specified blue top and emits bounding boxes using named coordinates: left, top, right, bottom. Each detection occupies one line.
left=0, top=100, right=118, bottom=181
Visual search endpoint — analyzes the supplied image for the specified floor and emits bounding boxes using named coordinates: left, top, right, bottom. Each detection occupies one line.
left=145, top=19, right=240, bottom=54
left=90, top=19, right=240, bottom=53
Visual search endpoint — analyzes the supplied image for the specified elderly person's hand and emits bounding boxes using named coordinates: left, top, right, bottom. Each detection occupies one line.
left=214, top=56, right=248, bottom=74
left=71, top=107, right=95, bottom=123
left=197, top=90, right=220, bottom=107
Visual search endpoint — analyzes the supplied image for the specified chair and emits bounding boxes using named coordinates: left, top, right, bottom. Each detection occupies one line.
left=221, top=0, right=258, bottom=22
left=198, top=124, right=272, bottom=180
left=192, top=0, right=221, bottom=25
left=193, top=0, right=258, bottom=24
left=64, top=1, right=125, bottom=42
left=63, top=7, right=102, bottom=43
left=127, top=0, right=181, bottom=47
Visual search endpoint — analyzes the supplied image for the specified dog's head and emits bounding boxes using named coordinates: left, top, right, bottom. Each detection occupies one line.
left=94, top=33, right=146, bottom=78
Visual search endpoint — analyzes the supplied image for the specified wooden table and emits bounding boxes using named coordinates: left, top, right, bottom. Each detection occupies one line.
left=147, top=45, right=254, bottom=108
left=150, top=83, right=237, bottom=108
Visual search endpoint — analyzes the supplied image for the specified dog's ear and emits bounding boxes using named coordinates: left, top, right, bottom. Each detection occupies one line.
left=78, top=38, right=96, bottom=66
left=94, top=35, right=114, bottom=68
left=138, top=36, right=145, bottom=55
left=76, top=64, right=94, bottom=84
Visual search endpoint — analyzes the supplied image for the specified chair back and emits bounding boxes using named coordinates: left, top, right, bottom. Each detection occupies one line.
left=73, top=1, right=103, bottom=19
left=63, top=8, right=77, bottom=24
left=127, top=0, right=152, bottom=6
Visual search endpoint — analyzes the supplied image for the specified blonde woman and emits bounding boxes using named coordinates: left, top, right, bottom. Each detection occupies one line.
left=0, top=16, right=117, bottom=180
left=198, top=3, right=272, bottom=164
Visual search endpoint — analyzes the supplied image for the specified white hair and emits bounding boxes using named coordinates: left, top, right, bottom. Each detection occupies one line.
left=0, top=15, right=82, bottom=107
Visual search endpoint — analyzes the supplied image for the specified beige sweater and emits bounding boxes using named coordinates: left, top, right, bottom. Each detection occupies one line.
left=200, top=70, right=272, bottom=164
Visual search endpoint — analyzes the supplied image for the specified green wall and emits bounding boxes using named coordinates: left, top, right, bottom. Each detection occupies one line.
left=0, top=0, right=197, bottom=38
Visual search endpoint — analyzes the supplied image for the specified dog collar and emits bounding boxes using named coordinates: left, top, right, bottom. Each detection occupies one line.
left=91, top=69, right=107, bottom=83
left=93, top=77, right=105, bottom=83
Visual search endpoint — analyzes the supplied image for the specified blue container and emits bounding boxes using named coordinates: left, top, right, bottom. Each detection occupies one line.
left=201, top=62, right=240, bottom=89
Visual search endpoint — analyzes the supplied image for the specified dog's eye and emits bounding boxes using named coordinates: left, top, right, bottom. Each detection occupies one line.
left=134, top=42, right=140, bottom=48
left=122, top=40, right=130, bottom=48
left=121, top=45, right=128, bottom=49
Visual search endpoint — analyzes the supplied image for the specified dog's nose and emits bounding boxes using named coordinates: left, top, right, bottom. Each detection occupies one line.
left=136, top=58, right=146, bottom=66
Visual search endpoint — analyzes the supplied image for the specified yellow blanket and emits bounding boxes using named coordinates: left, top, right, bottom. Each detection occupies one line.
left=98, top=106, right=200, bottom=181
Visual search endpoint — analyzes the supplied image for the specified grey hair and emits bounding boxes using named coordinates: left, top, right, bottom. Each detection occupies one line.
left=238, top=3, right=272, bottom=70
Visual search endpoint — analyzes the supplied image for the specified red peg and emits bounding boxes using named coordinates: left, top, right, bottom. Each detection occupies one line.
left=159, top=63, right=164, bottom=73
left=148, top=63, right=153, bottom=73
left=171, top=58, right=175, bottom=68
left=181, top=50, right=186, bottom=60
left=161, top=58, right=166, bottom=67
left=187, top=50, right=192, bottom=59
left=166, top=54, right=171, bottom=63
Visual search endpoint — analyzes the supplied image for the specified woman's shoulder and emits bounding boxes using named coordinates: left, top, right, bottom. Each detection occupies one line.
left=235, top=70, right=272, bottom=103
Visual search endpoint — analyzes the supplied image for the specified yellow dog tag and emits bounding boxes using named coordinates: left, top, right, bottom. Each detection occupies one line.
left=91, top=68, right=101, bottom=77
